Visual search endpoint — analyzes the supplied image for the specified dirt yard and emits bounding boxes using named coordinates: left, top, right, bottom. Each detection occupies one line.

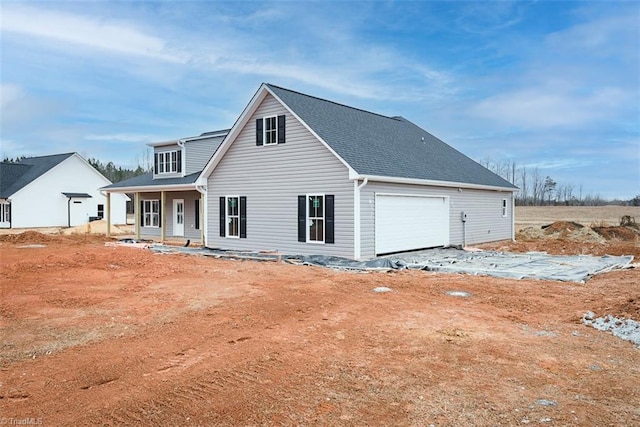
left=1, top=208, right=639, bottom=426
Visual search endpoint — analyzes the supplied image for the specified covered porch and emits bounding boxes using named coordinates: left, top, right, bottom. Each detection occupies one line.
left=101, top=173, right=205, bottom=244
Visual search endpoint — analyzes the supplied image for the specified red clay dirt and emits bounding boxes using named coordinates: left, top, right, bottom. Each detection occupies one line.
left=1, top=232, right=639, bottom=426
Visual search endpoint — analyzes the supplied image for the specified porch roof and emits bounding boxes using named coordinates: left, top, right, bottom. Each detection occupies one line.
left=101, top=171, right=201, bottom=192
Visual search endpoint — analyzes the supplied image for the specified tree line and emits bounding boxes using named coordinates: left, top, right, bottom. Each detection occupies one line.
left=478, top=158, right=639, bottom=207
left=86, top=158, right=149, bottom=183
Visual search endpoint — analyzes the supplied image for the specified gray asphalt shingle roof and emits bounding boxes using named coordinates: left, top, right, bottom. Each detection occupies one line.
left=0, top=153, right=75, bottom=198
left=267, top=84, right=517, bottom=189
left=102, top=171, right=200, bottom=189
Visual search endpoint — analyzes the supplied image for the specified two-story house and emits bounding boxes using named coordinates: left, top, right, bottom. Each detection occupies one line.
left=103, top=129, right=228, bottom=242
left=104, top=83, right=517, bottom=258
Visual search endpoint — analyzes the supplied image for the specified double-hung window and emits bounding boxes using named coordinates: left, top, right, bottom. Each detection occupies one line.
left=308, top=195, right=324, bottom=243
left=298, top=194, right=334, bottom=244
left=264, top=116, right=277, bottom=145
left=219, top=196, right=246, bottom=238
left=227, top=196, right=240, bottom=238
left=0, top=202, right=10, bottom=224
left=502, top=198, right=508, bottom=217
left=143, top=200, right=160, bottom=227
left=256, top=115, right=286, bottom=146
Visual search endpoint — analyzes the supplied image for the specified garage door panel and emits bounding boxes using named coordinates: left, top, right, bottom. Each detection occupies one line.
left=375, top=194, right=449, bottom=254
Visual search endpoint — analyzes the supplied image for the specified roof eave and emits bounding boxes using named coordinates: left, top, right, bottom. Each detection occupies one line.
left=357, top=174, right=518, bottom=192
left=102, top=183, right=198, bottom=193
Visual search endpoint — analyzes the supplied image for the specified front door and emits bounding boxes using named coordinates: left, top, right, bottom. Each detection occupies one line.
left=173, top=199, right=184, bottom=236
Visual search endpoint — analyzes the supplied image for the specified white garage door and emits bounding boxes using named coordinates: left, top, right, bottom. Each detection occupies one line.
left=375, top=194, right=449, bottom=255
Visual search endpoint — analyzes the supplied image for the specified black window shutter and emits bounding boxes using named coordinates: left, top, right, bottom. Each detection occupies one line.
left=298, top=195, right=306, bottom=242
left=277, top=115, right=286, bottom=144
left=219, top=197, right=226, bottom=237
left=194, top=199, right=200, bottom=230
left=154, top=153, right=158, bottom=174
left=325, top=195, right=335, bottom=244
left=140, top=200, right=144, bottom=226
left=256, top=118, right=263, bottom=146
left=177, top=150, right=182, bottom=173
left=240, top=196, right=247, bottom=238
left=158, top=201, right=162, bottom=224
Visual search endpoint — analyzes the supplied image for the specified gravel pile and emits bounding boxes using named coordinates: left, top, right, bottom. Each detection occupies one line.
left=582, top=311, right=640, bottom=347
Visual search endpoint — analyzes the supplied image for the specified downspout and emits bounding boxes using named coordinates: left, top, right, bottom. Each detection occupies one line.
left=67, top=196, right=71, bottom=227
left=353, top=177, right=368, bottom=260
left=196, top=183, right=207, bottom=246
left=512, top=193, right=516, bottom=242
left=177, top=140, right=186, bottom=175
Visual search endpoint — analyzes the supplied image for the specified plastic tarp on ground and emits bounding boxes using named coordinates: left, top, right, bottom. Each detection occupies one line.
left=148, top=244, right=633, bottom=283
left=295, top=249, right=634, bottom=283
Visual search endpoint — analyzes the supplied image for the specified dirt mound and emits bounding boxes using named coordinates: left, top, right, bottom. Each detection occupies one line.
left=592, top=226, right=639, bottom=241
left=542, top=221, right=584, bottom=234
left=61, top=219, right=128, bottom=235
left=0, top=231, right=57, bottom=243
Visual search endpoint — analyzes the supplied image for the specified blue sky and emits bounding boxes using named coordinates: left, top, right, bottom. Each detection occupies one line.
left=1, top=1, right=638, bottom=200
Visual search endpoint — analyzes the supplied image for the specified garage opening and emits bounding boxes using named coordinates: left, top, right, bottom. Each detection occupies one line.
left=375, top=194, right=449, bottom=255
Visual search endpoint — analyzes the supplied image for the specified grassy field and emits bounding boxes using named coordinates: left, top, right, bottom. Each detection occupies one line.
left=515, top=205, right=640, bottom=230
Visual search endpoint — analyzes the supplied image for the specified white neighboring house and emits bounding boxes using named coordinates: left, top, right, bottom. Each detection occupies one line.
left=0, top=152, right=128, bottom=229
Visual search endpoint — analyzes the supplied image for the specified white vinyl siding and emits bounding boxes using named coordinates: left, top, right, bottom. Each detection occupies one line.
left=207, top=94, right=354, bottom=257
left=360, top=181, right=513, bottom=259
left=7, top=155, right=128, bottom=228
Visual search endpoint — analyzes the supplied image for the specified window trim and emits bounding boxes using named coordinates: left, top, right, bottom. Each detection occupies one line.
left=154, top=149, right=182, bottom=175
left=263, top=116, right=278, bottom=146
left=142, top=199, right=160, bottom=228
left=502, top=198, right=508, bottom=217
left=307, top=194, right=325, bottom=244
left=225, top=195, right=241, bottom=239
left=0, top=202, right=10, bottom=224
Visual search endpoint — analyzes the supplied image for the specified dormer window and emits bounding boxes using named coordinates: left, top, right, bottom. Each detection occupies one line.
left=256, top=115, right=286, bottom=146
left=154, top=150, right=182, bottom=175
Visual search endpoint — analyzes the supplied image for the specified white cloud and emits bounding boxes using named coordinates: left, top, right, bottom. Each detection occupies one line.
left=468, top=86, right=630, bottom=128
left=0, top=5, right=187, bottom=63
left=85, top=133, right=159, bottom=143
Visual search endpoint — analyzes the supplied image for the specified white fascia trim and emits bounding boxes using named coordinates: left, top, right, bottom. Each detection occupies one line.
left=357, top=174, right=518, bottom=192
left=148, top=132, right=229, bottom=148
left=266, top=86, right=358, bottom=177
left=103, top=184, right=197, bottom=193
left=199, top=84, right=358, bottom=182
left=198, top=85, right=270, bottom=182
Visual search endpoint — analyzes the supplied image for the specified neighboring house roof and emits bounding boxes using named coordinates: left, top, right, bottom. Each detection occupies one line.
left=62, top=192, right=92, bottom=198
left=103, top=171, right=201, bottom=191
left=265, top=84, right=517, bottom=190
left=0, top=153, right=75, bottom=198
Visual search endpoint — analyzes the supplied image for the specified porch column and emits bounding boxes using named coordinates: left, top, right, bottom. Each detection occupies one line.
left=135, top=192, right=141, bottom=239
left=106, top=192, right=111, bottom=238
left=161, top=191, right=166, bottom=242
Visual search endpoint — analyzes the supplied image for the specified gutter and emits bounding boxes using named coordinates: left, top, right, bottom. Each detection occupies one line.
left=357, top=173, right=518, bottom=193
